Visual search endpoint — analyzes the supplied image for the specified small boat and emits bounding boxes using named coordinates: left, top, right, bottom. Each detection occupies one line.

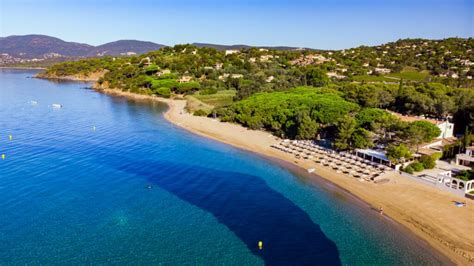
left=52, top=103, right=63, bottom=108
left=30, top=100, right=38, bottom=105
left=307, top=168, right=315, bottom=173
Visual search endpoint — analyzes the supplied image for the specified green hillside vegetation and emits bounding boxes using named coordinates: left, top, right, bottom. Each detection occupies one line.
left=193, top=90, right=236, bottom=107
left=217, top=87, right=442, bottom=151
left=42, top=38, right=474, bottom=134
left=385, top=67, right=431, bottom=81
left=351, top=75, right=397, bottom=83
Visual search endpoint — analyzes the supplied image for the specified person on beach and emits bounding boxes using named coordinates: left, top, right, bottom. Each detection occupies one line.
left=379, top=207, right=384, bottom=215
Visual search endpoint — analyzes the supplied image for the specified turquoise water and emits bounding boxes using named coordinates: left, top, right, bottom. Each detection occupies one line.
left=0, top=69, right=447, bottom=265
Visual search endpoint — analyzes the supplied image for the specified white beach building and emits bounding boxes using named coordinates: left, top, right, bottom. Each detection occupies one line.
left=388, top=111, right=454, bottom=139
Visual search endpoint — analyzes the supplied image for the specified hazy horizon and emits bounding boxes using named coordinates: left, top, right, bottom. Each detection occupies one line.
left=1, top=0, right=473, bottom=50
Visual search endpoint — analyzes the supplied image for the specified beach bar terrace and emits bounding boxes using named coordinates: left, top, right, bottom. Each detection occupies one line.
left=271, top=140, right=391, bottom=182
left=355, top=149, right=395, bottom=168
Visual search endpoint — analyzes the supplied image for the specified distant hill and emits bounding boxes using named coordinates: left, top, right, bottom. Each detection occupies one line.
left=0, top=35, right=166, bottom=64
left=0, top=35, right=93, bottom=58
left=192, top=42, right=314, bottom=51
left=91, top=40, right=165, bottom=56
left=0, top=34, right=318, bottom=66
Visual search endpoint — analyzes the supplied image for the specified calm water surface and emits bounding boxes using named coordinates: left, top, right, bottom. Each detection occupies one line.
left=0, top=69, right=446, bottom=265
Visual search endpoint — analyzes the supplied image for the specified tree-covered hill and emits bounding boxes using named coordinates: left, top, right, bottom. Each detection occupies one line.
left=216, top=87, right=444, bottom=153
left=39, top=38, right=474, bottom=135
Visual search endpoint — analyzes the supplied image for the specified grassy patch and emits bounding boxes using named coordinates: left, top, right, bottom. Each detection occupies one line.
left=185, top=95, right=213, bottom=115
left=351, top=75, right=395, bottom=82
left=353, top=67, right=430, bottom=83
left=386, top=70, right=430, bottom=81
left=193, top=90, right=236, bottom=107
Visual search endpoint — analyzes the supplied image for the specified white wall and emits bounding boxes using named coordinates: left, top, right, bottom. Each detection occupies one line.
left=436, top=121, right=454, bottom=139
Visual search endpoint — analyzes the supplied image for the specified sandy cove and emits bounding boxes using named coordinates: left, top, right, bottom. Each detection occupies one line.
left=95, top=88, right=474, bottom=264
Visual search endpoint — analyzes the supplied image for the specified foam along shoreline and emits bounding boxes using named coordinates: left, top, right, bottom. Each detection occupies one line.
left=91, top=88, right=474, bottom=265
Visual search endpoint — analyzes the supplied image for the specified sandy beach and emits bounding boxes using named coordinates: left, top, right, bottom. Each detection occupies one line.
left=95, top=88, right=474, bottom=264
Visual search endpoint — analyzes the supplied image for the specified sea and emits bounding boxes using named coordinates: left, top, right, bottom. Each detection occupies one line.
left=0, top=69, right=448, bottom=265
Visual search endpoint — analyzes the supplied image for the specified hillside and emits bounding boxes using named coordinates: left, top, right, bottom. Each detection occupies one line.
left=192, top=42, right=313, bottom=51
left=91, top=40, right=165, bottom=56
left=0, top=35, right=166, bottom=65
left=40, top=39, right=473, bottom=136
left=0, top=34, right=92, bottom=58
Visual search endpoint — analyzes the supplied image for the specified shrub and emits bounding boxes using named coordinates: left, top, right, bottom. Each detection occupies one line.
left=456, top=170, right=474, bottom=181
left=176, top=81, right=201, bottom=94
left=200, top=87, right=218, bottom=95
left=431, top=152, right=443, bottom=161
left=410, top=162, right=425, bottom=172
left=386, top=144, right=412, bottom=163
left=151, top=79, right=178, bottom=89
left=403, top=165, right=415, bottom=174
left=155, top=87, right=171, bottom=98
left=194, top=109, right=209, bottom=116
left=144, top=64, right=159, bottom=75
left=419, top=155, right=436, bottom=169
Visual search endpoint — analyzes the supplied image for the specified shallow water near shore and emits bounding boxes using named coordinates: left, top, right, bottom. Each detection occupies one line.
left=0, top=69, right=449, bottom=264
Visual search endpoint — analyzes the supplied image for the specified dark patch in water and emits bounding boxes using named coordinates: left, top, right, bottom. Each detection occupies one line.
left=116, top=159, right=341, bottom=265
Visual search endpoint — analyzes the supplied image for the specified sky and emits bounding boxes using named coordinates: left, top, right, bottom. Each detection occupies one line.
left=0, top=0, right=473, bottom=49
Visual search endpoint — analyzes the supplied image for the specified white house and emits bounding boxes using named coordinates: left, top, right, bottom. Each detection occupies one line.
left=225, top=50, right=239, bottom=55
left=388, top=111, right=454, bottom=139
left=436, top=121, right=455, bottom=139
left=178, top=75, right=193, bottom=83
left=374, top=67, right=391, bottom=74
left=456, top=146, right=474, bottom=167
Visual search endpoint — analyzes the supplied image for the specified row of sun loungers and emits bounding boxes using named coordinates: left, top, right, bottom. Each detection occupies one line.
left=271, top=140, right=392, bottom=182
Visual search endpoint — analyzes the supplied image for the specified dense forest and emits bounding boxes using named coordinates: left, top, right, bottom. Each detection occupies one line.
left=217, top=87, right=441, bottom=152
left=40, top=38, right=474, bottom=174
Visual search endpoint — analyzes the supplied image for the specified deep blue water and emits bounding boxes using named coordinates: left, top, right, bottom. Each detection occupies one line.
left=0, top=69, right=446, bottom=265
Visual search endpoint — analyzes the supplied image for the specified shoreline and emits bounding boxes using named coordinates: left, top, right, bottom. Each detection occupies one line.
left=94, top=87, right=474, bottom=265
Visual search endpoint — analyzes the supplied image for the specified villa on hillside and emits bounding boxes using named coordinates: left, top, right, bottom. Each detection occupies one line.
left=178, top=75, right=192, bottom=83
left=225, top=50, right=239, bottom=55
left=456, top=146, right=474, bottom=167
left=374, top=67, right=391, bottom=74
left=327, top=72, right=346, bottom=79
left=388, top=111, right=454, bottom=139
left=140, top=57, right=151, bottom=66
left=156, top=69, right=171, bottom=77
left=389, top=111, right=456, bottom=156
left=218, top=73, right=243, bottom=80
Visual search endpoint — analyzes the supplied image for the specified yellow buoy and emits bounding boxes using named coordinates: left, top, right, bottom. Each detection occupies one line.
left=258, top=241, right=263, bottom=250
left=1, top=154, right=5, bottom=160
